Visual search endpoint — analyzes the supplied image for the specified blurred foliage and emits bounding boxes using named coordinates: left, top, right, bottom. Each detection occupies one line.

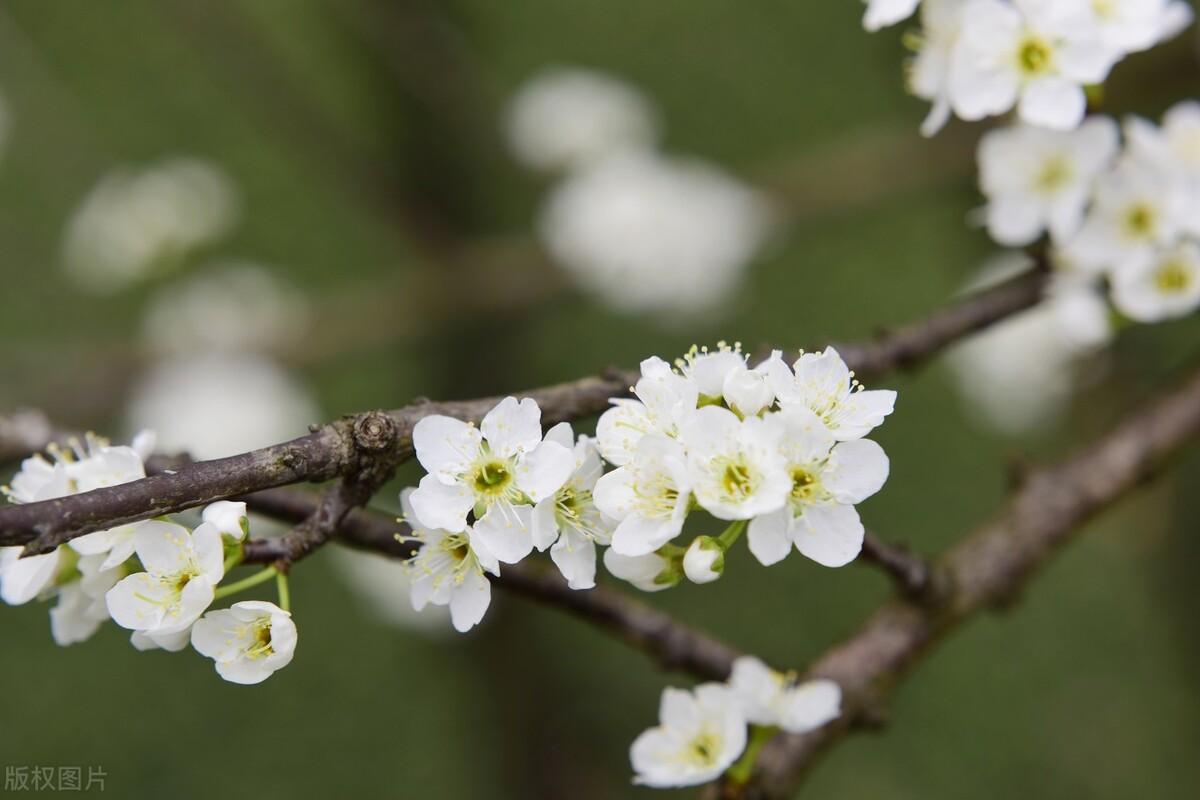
left=1, top=1, right=1198, bottom=798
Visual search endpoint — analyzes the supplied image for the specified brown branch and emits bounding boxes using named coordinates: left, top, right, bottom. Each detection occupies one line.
left=0, top=265, right=1048, bottom=555
left=728, top=359, right=1200, bottom=799
left=858, top=533, right=935, bottom=601
left=240, top=488, right=740, bottom=680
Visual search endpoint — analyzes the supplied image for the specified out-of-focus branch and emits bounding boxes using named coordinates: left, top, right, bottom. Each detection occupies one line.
left=858, top=533, right=935, bottom=601
left=722, top=359, right=1200, bottom=799
left=0, top=264, right=1049, bottom=555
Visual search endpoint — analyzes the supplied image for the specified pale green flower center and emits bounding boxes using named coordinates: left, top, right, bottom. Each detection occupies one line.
left=790, top=467, right=823, bottom=505
left=1123, top=203, right=1158, bottom=239
left=1036, top=156, right=1073, bottom=193
left=685, top=729, right=722, bottom=767
left=720, top=459, right=755, bottom=499
left=1155, top=261, right=1192, bottom=294
left=243, top=620, right=275, bottom=660
left=472, top=459, right=514, bottom=496
left=1016, top=36, right=1053, bottom=76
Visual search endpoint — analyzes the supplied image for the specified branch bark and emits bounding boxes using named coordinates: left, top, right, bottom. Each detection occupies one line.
left=0, top=266, right=1048, bottom=555
left=730, top=360, right=1200, bottom=799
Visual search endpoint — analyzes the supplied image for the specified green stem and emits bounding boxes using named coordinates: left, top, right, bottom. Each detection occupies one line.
left=276, top=571, right=291, bottom=613
left=725, top=725, right=778, bottom=785
left=717, top=519, right=747, bottom=550
left=213, top=567, right=277, bottom=600
left=222, top=543, right=245, bottom=574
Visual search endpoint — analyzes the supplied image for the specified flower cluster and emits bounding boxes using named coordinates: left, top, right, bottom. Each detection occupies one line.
left=630, top=657, right=841, bottom=788
left=0, top=436, right=296, bottom=684
left=401, top=344, right=895, bottom=631
left=864, top=0, right=1192, bottom=135
left=979, top=101, right=1200, bottom=324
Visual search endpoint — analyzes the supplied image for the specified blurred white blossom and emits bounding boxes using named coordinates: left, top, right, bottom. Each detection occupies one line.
left=125, top=352, right=319, bottom=460
left=330, top=548, right=450, bottom=634
left=539, top=152, right=770, bottom=317
left=142, top=262, right=310, bottom=356
left=505, top=67, right=659, bottom=172
left=63, top=158, right=239, bottom=294
left=864, top=0, right=921, bottom=31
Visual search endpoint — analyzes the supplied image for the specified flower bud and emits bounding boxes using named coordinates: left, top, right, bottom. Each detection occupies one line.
left=683, top=536, right=725, bottom=584
left=723, top=367, right=774, bottom=417
left=604, top=548, right=680, bottom=592
left=202, top=500, right=249, bottom=542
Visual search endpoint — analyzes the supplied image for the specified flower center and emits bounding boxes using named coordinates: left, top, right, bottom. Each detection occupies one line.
left=1016, top=36, right=1053, bottom=76
left=1123, top=203, right=1158, bottom=239
left=245, top=621, right=275, bottom=659
left=472, top=459, right=514, bottom=496
left=790, top=467, right=820, bottom=502
left=1035, top=156, right=1073, bottom=193
left=686, top=729, right=722, bottom=767
left=720, top=460, right=755, bottom=499
left=1155, top=261, right=1192, bottom=294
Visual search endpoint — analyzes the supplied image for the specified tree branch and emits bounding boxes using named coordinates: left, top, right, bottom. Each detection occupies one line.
left=0, top=266, right=1048, bottom=555
left=729, top=359, right=1200, bottom=799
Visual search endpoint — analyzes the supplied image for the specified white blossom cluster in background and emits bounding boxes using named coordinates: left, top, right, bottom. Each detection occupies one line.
left=979, top=101, right=1200, bottom=324
left=631, top=657, right=841, bottom=788
left=865, top=0, right=1193, bottom=135
left=62, top=158, right=240, bottom=294
left=400, top=343, right=895, bottom=632
left=0, top=434, right=297, bottom=684
left=505, top=67, right=771, bottom=319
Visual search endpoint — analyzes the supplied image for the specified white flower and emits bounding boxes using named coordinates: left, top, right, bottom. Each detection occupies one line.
left=596, top=356, right=698, bottom=466
left=409, top=397, right=574, bottom=565
left=191, top=600, right=297, bottom=684
left=402, top=489, right=499, bottom=633
left=682, top=536, right=724, bottom=585
left=907, top=0, right=967, bottom=136
left=1111, top=241, right=1200, bottom=323
left=106, top=521, right=225, bottom=649
left=504, top=66, right=659, bottom=173
left=126, top=352, right=320, bottom=460
left=1085, top=0, right=1195, bottom=55
left=864, top=0, right=921, bottom=31
left=63, top=158, right=239, bottom=294
left=681, top=407, right=790, bottom=521
left=602, top=548, right=679, bottom=592
left=142, top=263, right=310, bottom=357
left=747, top=408, right=889, bottom=568
left=594, top=434, right=693, bottom=557
left=1126, top=101, right=1200, bottom=237
left=0, top=546, right=62, bottom=606
left=950, top=0, right=1117, bottom=130
left=532, top=423, right=616, bottom=590
left=772, top=347, right=896, bottom=441
left=630, top=684, right=747, bottom=788
left=1065, top=156, right=1187, bottom=275
left=977, top=118, right=1119, bottom=246
left=728, top=656, right=842, bottom=734
left=50, top=554, right=123, bottom=647
left=680, top=343, right=782, bottom=417
left=202, top=501, right=249, bottom=542
left=539, top=151, right=770, bottom=317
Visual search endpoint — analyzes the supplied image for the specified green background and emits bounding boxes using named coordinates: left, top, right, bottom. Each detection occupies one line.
left=1, top=1, right=1198, bottom=797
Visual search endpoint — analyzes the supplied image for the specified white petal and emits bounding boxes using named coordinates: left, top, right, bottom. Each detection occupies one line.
left=531, top=497, right=560, bottom=552
left=412, top=415, right=482, bottom=483
left=778, top=679, right=842, bottom=734
left=610, top=514, right=680, bottom=557
left=516, top=440, right=575, bottom=501
left=550, top=527, right=597, bottom=590
left=747, top=509, right=794, bottom=567
left=822, top=439, right=890, bottom=504
left=794, top=504, right=865, bottom=568
left=449, top=569, right=491, bottom=632
left=1018, top=79, right=1086, bottom=131
left=132, top=520, right=195, bottom=576
left=481, top=396, right=543, bottom=458
left=472, top=505, right=535, bottom=564
left=409, top=474, right=474, bottom=533
left=202, top=500, right=249, bottom=541
left=0, top=548, right=61, bottom=605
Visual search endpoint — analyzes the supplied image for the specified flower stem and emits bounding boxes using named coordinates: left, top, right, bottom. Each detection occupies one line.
left=725, top=724, right=778, bottom=785
left=717, top=519, right=747, bottom=550
left=222, top=543, right=245, bottom=574
left=276, top=571, right=291, bottom=612
left=213, top=567, right=277, bottom=600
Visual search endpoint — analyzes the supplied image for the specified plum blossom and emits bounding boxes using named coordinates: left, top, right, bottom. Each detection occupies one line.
left=191, top=600, right=297, bottom=684
left=596, top=356, right=698, bottom=466
left=1111, top=241, right=1200, bottom=323
left=106, top=521, right=225, bottom=651
left=402, top=489, right=499, bottom=633
left=771, top=347, right=896, bottom=441
left=949, top=0, right=1118, bottom=130
left=630, top=684, right=747, bottom=788
left=603, top=548, right=679, bottom=593
left=747, top=408, right=889, bottom=568
left=977, top=118, right=1119, bottom=246
left=202, top=501, right=249, bottom=542
left=1084, top=0, right=1195, bottom=55
left=863, top=0, right=921, bottom=31
left=682, top=536, right=724, bottom=585
left=1126, top=101, right=1200, bottom=238
left=728, top=656, right=842, bottom=734
left=532, top=423, right=616, bottom=590
left=907, top=0, right=967, bottom=136
left=594, top=434, right=693, bottom=557
left=409, top=397, right=574, bottom=564
left=681, top=407, right=791, bottom=521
